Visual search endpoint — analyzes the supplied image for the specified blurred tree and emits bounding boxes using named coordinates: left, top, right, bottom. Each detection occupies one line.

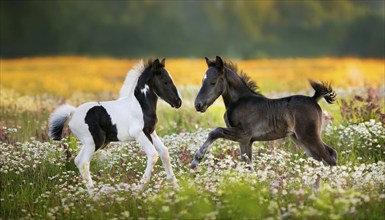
left=1, top=0, right=383, bottom=58
left=339, top=13, right=385, bottom=57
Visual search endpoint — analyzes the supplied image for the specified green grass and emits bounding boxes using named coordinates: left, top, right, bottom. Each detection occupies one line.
left=1, top=86, right=384, bottom=219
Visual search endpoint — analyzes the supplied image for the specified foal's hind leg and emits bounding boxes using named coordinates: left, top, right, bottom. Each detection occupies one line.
left=191, top=127, right=250, bottom=169
left=240, top=142, right=253, bottom=170
left=151, top=132, right=177, bottom=186
left=75, top=138, right=96, bottom=194
left=292, top=133, right=336, bottom=166
left=290, top=134, right=324, bottom=191
left=305, top=140, right=337, bottom=166
left=323, top=143, right=338, bottom=165
left=290, top=134, right=322, bottom=161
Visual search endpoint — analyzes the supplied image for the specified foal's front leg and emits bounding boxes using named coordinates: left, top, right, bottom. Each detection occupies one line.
left=135, top=131, right=159, bottom=190
left=191, top=127, right=249, bottom=169
left=151, top=132, right=178, bottom=187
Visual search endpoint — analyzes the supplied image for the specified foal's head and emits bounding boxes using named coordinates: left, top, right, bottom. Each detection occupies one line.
left=150, top=59, right=182, bottom=108
left=195, top=56, right=225, bottom=112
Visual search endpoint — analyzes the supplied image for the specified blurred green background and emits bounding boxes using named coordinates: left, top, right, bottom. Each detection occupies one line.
left=1, top=0, right=384, bottom=59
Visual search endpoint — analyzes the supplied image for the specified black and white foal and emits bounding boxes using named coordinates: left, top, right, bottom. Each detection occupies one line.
left=49, top=59, right=182, bottom=193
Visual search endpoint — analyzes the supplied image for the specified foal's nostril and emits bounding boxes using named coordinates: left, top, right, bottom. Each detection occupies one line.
left=176, top=99, right=182, bottom=108
left=195, top=102, right=202, bottom=110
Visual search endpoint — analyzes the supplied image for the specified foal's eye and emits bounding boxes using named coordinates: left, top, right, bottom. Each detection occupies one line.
left=210, top=81, right=216, bottom=85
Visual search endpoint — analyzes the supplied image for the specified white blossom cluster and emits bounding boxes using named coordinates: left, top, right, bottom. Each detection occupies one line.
left=324, top=119, right=385, bottom=162
left=1, top=119, right=384, bottom=219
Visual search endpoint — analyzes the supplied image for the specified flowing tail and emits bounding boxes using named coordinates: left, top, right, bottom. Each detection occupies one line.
left=48, top=104, right=76, bottom=140
left=309, top=80, right=336, bottom=104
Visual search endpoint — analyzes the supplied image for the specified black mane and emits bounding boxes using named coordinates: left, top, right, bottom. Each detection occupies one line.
left=223, top=61, right=262, bottom=95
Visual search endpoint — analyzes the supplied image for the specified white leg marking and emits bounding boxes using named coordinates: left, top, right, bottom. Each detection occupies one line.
left=135, top=131, right=159, bottom=189
left=74, top=141, right=95, bottom=194
left=151, top=132, right=177, bottom=185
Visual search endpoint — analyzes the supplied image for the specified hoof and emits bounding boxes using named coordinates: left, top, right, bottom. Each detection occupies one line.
left=87, top=188, right=95, bottom=196
left=312, top=174, right=322, bottom=194
left=190, top=160, right=199, bottom=170
left=85, top=184, right=95, bottom=196
left=166, top=176, right=179, bottom=189
left=172, top=182, right=180, bottom=189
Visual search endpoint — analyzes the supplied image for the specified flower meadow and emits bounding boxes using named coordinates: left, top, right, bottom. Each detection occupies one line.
left=1, top=57, right=385, bottom=219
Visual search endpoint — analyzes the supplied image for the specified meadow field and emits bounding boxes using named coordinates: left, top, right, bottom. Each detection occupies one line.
left=1, top=57, right=384, bottom=219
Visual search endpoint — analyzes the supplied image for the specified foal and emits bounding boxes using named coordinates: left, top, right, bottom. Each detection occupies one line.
left=49, top=59, right=182, bottom=193
left=191, top=56, right=337, bottom=169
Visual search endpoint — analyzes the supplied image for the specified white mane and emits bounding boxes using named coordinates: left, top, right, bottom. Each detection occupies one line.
left=119, top=60, right=145, bottom=98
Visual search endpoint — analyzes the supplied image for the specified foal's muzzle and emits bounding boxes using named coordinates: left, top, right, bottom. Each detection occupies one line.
left=194, top=101, right=207, bottom=113
left=171, top=98, right=182, bottom=108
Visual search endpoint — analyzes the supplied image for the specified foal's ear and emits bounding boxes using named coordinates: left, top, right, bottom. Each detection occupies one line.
left=160, top=58, right=166, bottom=66
left=152, top=59, right=162, bottom=70
left=205, top=57, right=214, bottom=67
left=205, top=57, right=211, bottom=66
left=215, top=56, right=224, bottom=69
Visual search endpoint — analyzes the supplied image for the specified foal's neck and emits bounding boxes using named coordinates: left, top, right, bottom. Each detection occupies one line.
left=222, top=68, right=255, bottom=109
left=134, top=69, right=158, bottom=115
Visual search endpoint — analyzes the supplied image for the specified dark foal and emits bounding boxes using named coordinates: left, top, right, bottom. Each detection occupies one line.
left=191, top=56, right=337, bottom=170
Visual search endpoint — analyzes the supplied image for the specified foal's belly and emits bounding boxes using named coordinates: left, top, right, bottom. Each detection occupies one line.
left=251, top=131, right=289, bottom=142
left=101, top=98, right=144, bottom=141
left=114, top=136, right=135, bottom=142
left=250, top=123, right=293, bottom=142
left=117, top=127, right=133, bottom=141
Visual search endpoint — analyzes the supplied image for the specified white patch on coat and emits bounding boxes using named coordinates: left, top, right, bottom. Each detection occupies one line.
left=100, top=96, right=144, bottom=141
left=141, top=84, right=149, bottom=96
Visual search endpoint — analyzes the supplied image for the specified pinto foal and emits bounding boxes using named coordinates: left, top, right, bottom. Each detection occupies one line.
left=49, top=59, right=181, bottom=193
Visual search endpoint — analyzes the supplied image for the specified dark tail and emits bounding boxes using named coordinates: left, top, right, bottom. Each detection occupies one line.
left=48, top=104, right=76, bottom=140
left=309, top=80, right=336, bottom=104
